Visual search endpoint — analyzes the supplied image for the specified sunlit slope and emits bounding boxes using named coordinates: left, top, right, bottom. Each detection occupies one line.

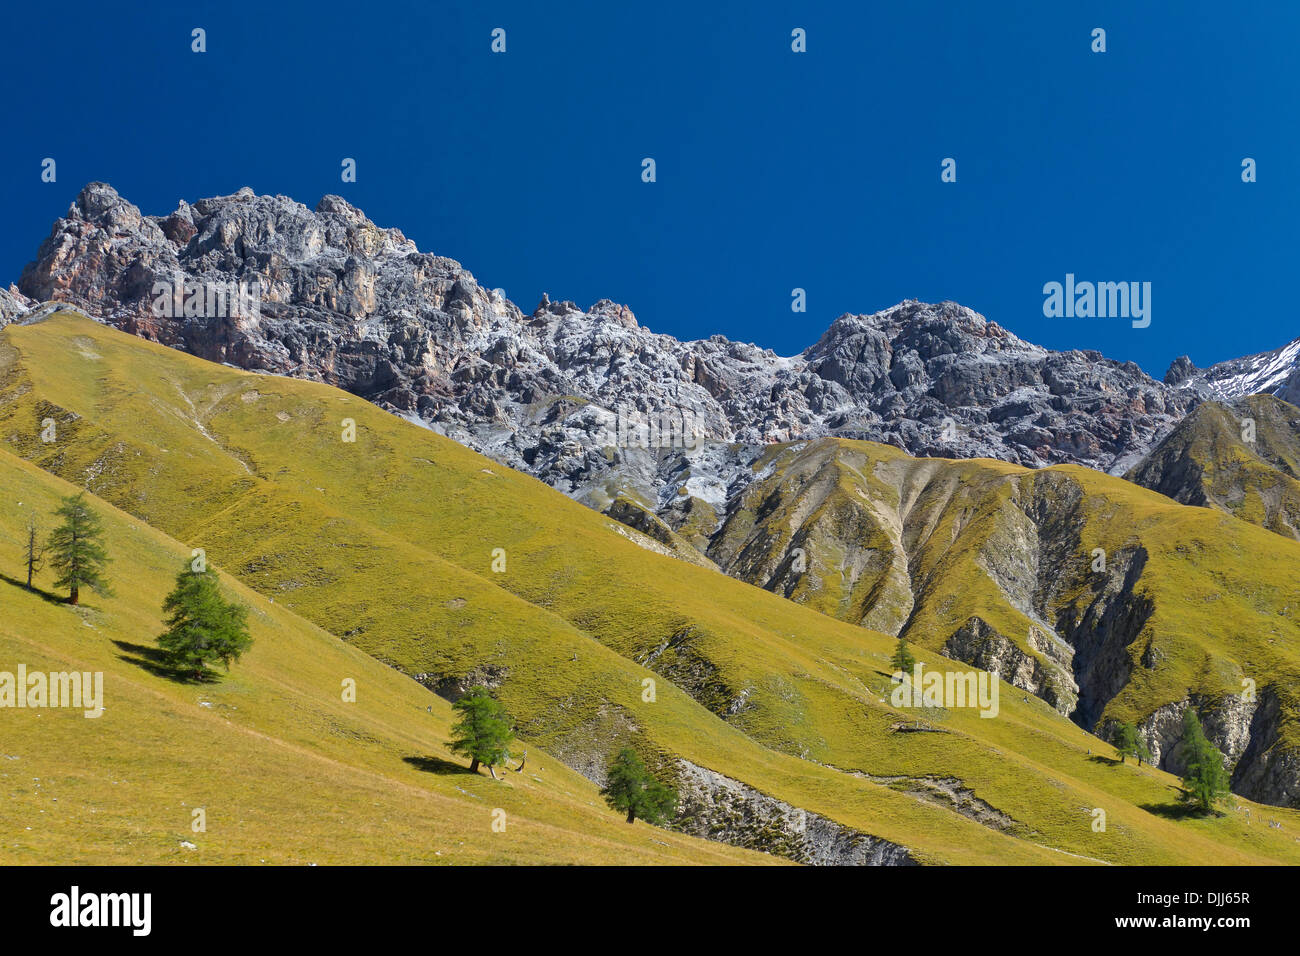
left=1128, top=395, right=1300, bottom=540
left=0, top=449, right=775, bottom=864
left=705, top=438, right=1300, bottom=775
left=2, top=312, right=1298, bottom=863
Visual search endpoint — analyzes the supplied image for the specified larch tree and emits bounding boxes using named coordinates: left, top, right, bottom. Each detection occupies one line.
left=46, top=493, right=111, bottom=605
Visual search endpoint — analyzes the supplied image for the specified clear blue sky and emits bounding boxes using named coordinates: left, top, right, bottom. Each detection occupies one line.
left=2, top=0, right=1295, bottom=377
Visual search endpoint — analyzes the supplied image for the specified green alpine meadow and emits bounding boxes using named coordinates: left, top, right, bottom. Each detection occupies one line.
left=1, top=311, right=1297, bottom=866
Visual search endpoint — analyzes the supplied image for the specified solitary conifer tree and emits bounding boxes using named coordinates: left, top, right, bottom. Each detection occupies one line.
left=46, top=493, right=111, bottom=604
left=891, top=637, right=916, bottom=675
left=157, top=562, right=253, bottom=679
left=601, top=747, right=678, bottom=824
left=449, top=687, right=514, bottom=777
left=1180, top=708, right=1230, bottom=814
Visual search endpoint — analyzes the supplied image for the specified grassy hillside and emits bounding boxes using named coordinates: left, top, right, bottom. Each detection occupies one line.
left=0, top=449, right=770, bottom=864
left=702, top=437, right=1300, bottom=786
left=1127, top=395, right=1300, bottom=540
left=1, top=312, right=1298, bottom=864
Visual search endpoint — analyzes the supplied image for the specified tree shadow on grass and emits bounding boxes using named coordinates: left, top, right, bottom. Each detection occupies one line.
left=112, top=640, right=217, bottom=684
left=0, top=571, right=64, bottom=606
left=403, top=755, right=472, bottom=776
left=1139, top=800, right=1218, bottom=820
left=1087, top=754, right=1122, bottom=766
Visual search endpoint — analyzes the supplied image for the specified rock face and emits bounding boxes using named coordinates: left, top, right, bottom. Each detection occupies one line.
left=1169, top=337, right=1300, bottom=405
left=14, top=183, right=1193, bottom=522
left=672, top=759, right=917, bottom=865
left=1125, top=690, right=1297, bottom=808
left=944, top=616, right=1077, bottom=715
left=0, top=284, right=33, bottom=324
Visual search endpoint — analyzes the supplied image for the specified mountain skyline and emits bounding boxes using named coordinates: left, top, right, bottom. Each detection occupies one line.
left=6, top=181, right=1293, bottom=385
left=3, top=1, right=1297, bottom=380
left=10, top=180, right=1300, bottom=481
left=1, top=182, right=1196, bottom=489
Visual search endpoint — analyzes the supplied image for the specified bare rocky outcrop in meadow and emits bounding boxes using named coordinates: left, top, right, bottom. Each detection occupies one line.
left=672, top=759, right=917, bottom=865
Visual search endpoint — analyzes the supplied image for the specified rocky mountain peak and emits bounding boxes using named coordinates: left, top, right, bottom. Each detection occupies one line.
left=71, top=181, right=131, bottom=220
left=1170, top=335, right=1300, bottom=404
left=10, top=182, right=1196, bottom=522
left=1163, top=355, right=1198, bottom=386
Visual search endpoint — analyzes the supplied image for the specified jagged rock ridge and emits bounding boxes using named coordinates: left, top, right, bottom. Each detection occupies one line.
left=12, top=183, right=1193, bottom=524
left=1167, top=336, right=1300, bottom=407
